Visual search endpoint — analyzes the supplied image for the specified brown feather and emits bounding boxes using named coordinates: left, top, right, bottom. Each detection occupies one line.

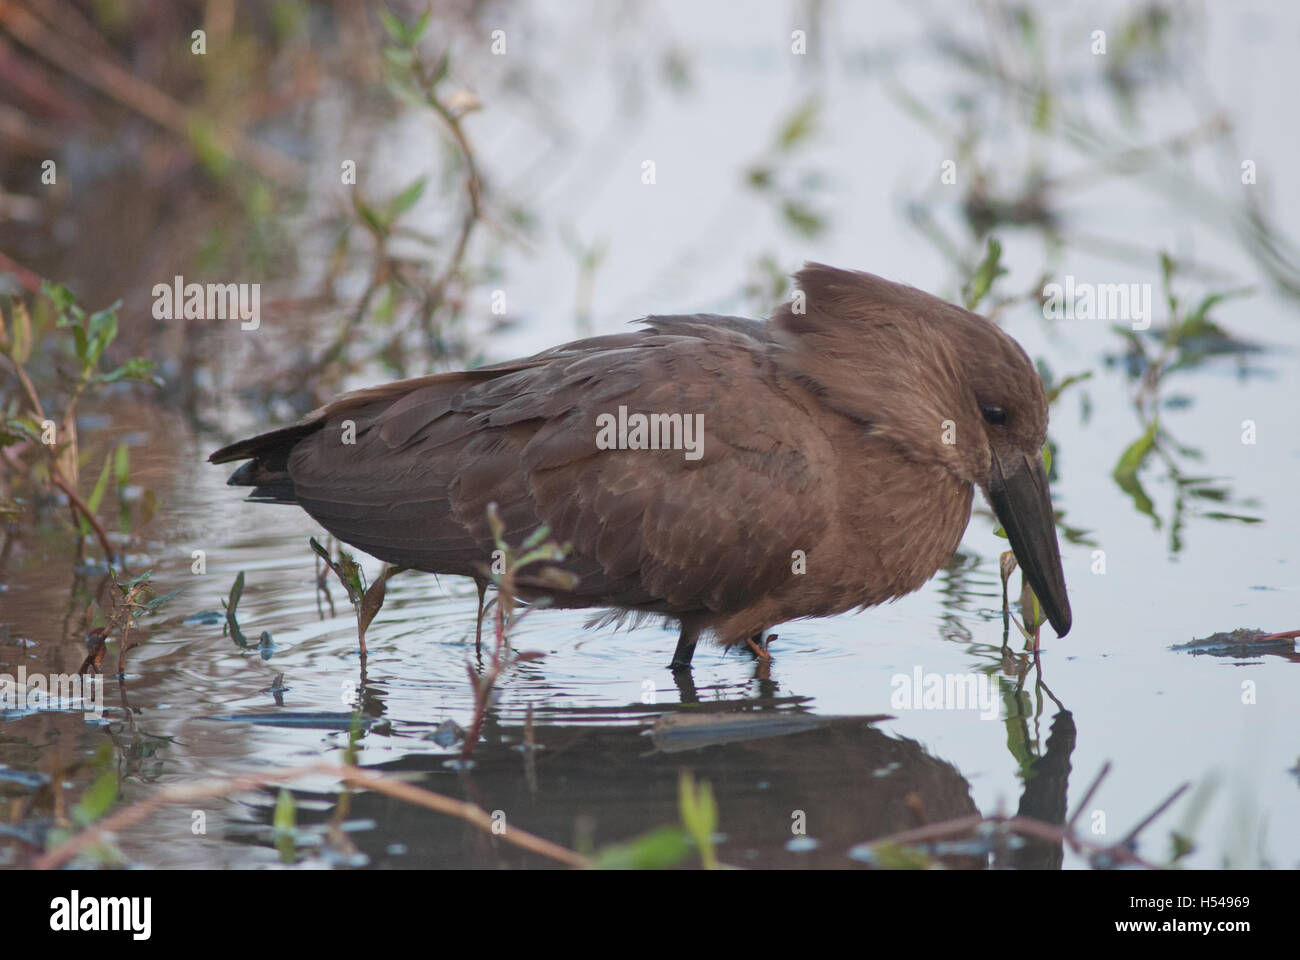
left=210, top=264, right=1068, bottom=653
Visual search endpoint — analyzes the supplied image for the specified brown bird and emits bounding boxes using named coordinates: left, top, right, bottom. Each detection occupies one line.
left=210, top=264, right=1071, bottom=669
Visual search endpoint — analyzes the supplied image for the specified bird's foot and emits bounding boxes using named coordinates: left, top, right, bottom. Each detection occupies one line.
left=744, top=632, right=776, bottom=661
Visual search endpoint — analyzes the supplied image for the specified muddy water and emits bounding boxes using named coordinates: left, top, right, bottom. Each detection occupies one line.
left=2, top=2, right=1299, bottom=869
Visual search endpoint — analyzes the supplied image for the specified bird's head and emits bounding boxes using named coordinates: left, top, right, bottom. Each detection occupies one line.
left=772, top=263, right=1071, bottom=637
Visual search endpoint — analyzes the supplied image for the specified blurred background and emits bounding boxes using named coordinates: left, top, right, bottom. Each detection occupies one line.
left=1, top=0, right=1298, bottom=870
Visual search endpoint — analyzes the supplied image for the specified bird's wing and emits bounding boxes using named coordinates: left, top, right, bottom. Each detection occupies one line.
left=283, top=318, right=835, bottom=615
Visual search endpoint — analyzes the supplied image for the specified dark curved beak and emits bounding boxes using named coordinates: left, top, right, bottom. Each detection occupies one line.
left=987, top=450, right=1072, bottom=636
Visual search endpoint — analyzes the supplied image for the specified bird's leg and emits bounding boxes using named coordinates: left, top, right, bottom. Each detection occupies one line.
left=744, top=631, right=775, bottom=661
left=671, top=668, right=699, bottom=703
left=474, top=578, right=488, bottom=658
left=670, top=620, right=701, bottom=671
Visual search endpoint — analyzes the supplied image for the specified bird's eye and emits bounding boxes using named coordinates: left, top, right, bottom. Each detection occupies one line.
left=981, top=403, right=1007, bottom=425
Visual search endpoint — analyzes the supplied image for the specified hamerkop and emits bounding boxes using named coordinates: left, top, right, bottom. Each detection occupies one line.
left=210, top=264, right=1071, bottom=669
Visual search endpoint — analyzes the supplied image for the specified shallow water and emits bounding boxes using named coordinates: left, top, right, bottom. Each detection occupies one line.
left=2, top=1, right=1298, bottom=869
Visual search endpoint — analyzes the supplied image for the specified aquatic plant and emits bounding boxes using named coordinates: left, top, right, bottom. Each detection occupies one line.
left=1, top=284, right=161, bottom=562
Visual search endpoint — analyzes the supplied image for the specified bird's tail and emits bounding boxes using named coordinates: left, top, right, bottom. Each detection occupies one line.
left=208, top=421, right=320, bottom=504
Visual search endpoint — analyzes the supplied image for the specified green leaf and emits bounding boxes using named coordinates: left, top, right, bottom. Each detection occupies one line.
left=533, top=567, right=581, bottom=591
left=745, top=165, right=773, bottom=190
left=1200, top=511, right=1262, bottom=524
left=113, top=441, right=130, bottom=488
left=378, top=9, right=408, bottom=44
left=42, top=281, right=77, bottom=321
left=86, top=333, right=109, bottom=372
left=139, top=489, right=157, bottom=527
left=411, top=8, right=432, bottom=44
left=776, top=96, right=819, bottom=151
left=430, top=49, right=450, bottom=86
left=521, top=524, right=553, bottom=550
left=1031, top=88, right=1052, bottom=130
left=780, top=199, right=825, bottom=238
left=145, top=589, right=181, bottom=612
left=87, top=303, right=121, bottom=365
left=71, top=745, right=119, bottom=828
left=1112, top=421, right=1160, bottom=523
left=311, top=537, right=366, bottom=605
left=9, top=301, right=32, bottom=364
left=678, top=771, right=719, bottom=869
left=354, top=197, right=385, bottom=235
left=273, top=788, right=295, bottom=831
left=1159, top=251, right=1178, bottom=317
left=372, top=282, right=397, bottom=325
left=1045, top=370, right=1093, bottom=404
left=309, top=537, right=333, bottom=566
left=228, top=570, right=245, bottom=612
left=2, top=416, right=43, bottom=444
left=1179, top=287, right=1252, bottom=338
left=343, top=708, right=364, bottom=765
left=864, top=842, right=935, bottom=870
left=187, top=116, right=233, bottom=180
left=70, top=323, right=88, bottom=364
left=384, top=176, right=427, bottom=223
left=84, top=448, right=115, bottom=522
left=517, top=543, right=566, bottom=568
left=592, top=827, right=692, bottom=870
left=381, top=45, right=416, bottom=81
left=124, top=569, right=154, bottom=589
left=337, top=549, right=365, bottom=599
left=966, top=237, right=1006, bottom=311
left=1169, top=832, right=1194, bottom=862
left=1159, top=251, right=1175, bottom=283
left=98, top=357, right=162, bottom=387
left=1113, top=421, right=1157, bottom=479
left=1020, top=575, right=1044, bottom=632
left=1015, top=7, right=1038, bottom=45
left=272, top=787, right=297, bottom=862
left=225, top=571, right=250, bottom=648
